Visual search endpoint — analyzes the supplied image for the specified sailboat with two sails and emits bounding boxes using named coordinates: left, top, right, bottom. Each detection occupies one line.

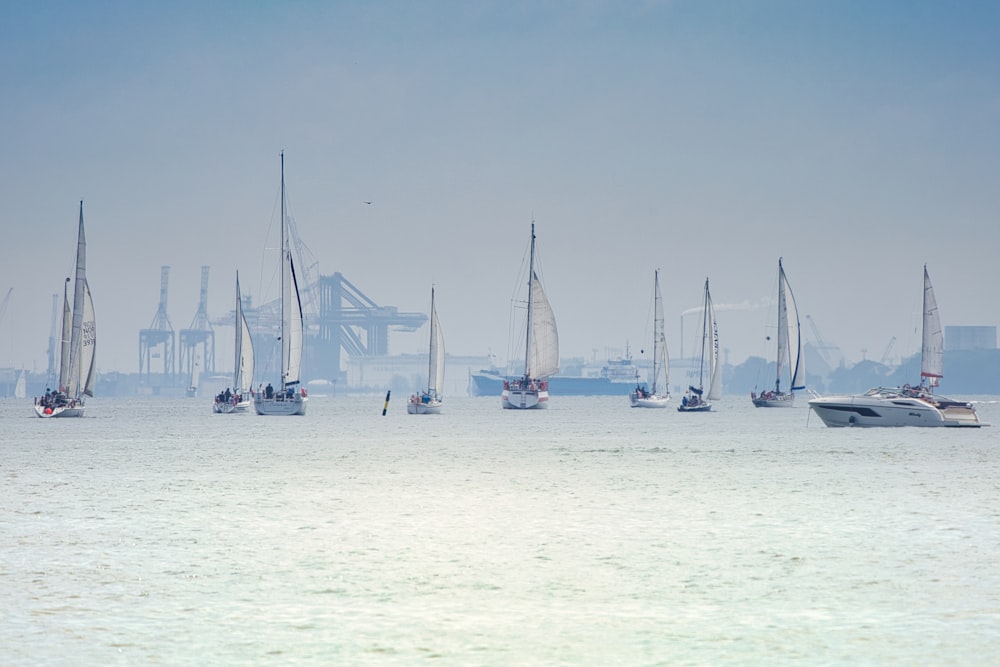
left=254, top=152, right=307, bottom=416
left=808, top=265, right=983, bottom=427
left=751, top=258, right=805, bottom=407
left=502, top=223, right=559, bottom=410
left=630, top=269, right=670, bottom=408
left=678, top=278, right=719, bottom=413
left=34, top=201, right=96, bottom=418
left=214, top=273, right=255, bottom=413
left=408, top=287, right=445, bottom=414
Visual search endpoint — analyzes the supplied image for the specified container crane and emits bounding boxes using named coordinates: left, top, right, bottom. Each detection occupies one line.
left=139, top=266, right=175, bottom=378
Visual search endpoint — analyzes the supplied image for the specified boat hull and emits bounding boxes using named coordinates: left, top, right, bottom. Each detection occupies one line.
left=254, top=394, right=307, bottom=416
left=751, top=392, right=796, bottom=408
left=407, top=398, right=443, bottom=414
left=808, top=393, right=982, bottom=427
left=502, top=388, right=548, bottom=409
left=214, top=398, right=252, bottom=414
left=34, top=402, right=85, bottom=418
left=630, top=392, right=670, bottom=408
left=677, top=402, right=712, bottom=413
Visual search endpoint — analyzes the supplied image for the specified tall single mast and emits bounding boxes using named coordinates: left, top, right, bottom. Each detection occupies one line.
left=523, top=223, right=536, bottom=379
left=280, top=151, right=287, bottom=391
left=775, top=258, right=788, bottom=392
left=58, top=278, right=71, bottom=391
left=698, top=277, right=709, bottom=389
left=427, top=286, right=437, bottom=392
left=652, top=269, right=665, bottom=394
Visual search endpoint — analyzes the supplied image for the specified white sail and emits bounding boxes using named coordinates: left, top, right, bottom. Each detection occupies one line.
left=285, top=255, right=303, bottom=387
left=65, top=203, right=95, bottom=400
left=777, top=259, right=805, bottom=391
left=921, top=265, right=943, bottom=387
left=58, top=280, right=71, bottom=392
left=527, top=272, right=560, bottom=379
left=775, top=266, right=789, bottom=389
left=234, top=274, right=254, bottom=394
left=706, top=282, right=722, bottom=401
left=14, top=370, right=26, bottom=400
left=428, top=289, right=445, bottom=397
left=66, top=208, right=86, bottom=398
left=190, top=357, right=201, bottom=392
left=79, top=279, right=96, bottom=398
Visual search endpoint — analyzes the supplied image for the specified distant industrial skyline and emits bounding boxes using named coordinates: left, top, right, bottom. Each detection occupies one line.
left=3, top=1, right=999, bottom=376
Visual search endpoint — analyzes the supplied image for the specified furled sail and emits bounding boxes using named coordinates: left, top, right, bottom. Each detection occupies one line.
left=707, top=284, right=722, bottom=401
left=920, top=265, right=943, bottom=387
left=234, top=275, right=254, bottom=395
left=428, top=290, right=445, bottom=396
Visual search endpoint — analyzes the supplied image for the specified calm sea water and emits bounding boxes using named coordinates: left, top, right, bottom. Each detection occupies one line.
left=3, top=394, right=999, bottom=666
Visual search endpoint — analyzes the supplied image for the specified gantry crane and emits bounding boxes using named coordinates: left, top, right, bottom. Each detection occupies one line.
left=179, top=266, right=215, bottom=382
left=139, top=266, right=175, bottom=378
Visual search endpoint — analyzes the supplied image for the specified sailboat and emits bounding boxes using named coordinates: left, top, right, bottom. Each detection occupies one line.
left=214, top=272, right=255, bottom=413
left=502, top=223, right=559, bottom=409
left=751, top=258, right=805, bottom=407
left=186, top=354, right=201, bottom=398
left=254, top=152, right=307, bottom=416
left=678, top=278, right=719, bottom=413
left=809, top=265, right=982, bottom=427
left=408, top=286, right=445, bottom=414
left=14, top=369, right=27, bottom=400
left=630, top=269, right=670, bottom=408
left=34, top=201, right=96, bottom=418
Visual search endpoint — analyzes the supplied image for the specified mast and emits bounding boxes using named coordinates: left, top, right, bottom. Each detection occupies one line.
left=775, top=258, right=787, bottom=392
left=280, top=151, right=287, bottom=391
left=234, top=273, right=242, bottom=391
left=652, top=269, right=663, bottom=394
left=523, top=223, right=536, bottom=379
left=697, top=277, right=709, bottom=389
left=58, top=277, right=71, bottom=392
left=427, top=287, right=436, bottom=393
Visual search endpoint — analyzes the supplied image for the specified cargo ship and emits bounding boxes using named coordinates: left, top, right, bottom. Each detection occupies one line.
left=468, top=354, right=641, bottom=397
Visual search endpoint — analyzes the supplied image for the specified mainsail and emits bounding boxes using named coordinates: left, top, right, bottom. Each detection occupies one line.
left=65, top=202, right=96, bottom=399
left=777, top=259, right=805, bottom=392
left=920, top=265, right=943, bottom=387
left=234, top=273, right=254, bottom=394
left=652, top=270, right=668, bottom=393
left=428, top=288, right=445, bottom=397
left=527, top=271, right=559, bottom=379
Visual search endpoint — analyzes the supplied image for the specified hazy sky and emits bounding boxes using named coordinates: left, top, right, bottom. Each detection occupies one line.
left=2, top=1, right=999, bottom=376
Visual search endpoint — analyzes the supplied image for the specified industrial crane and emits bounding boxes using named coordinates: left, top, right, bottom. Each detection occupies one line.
left=804, top=314, right=842, bottom=369
left=880, top=336, right=897, bottom=366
